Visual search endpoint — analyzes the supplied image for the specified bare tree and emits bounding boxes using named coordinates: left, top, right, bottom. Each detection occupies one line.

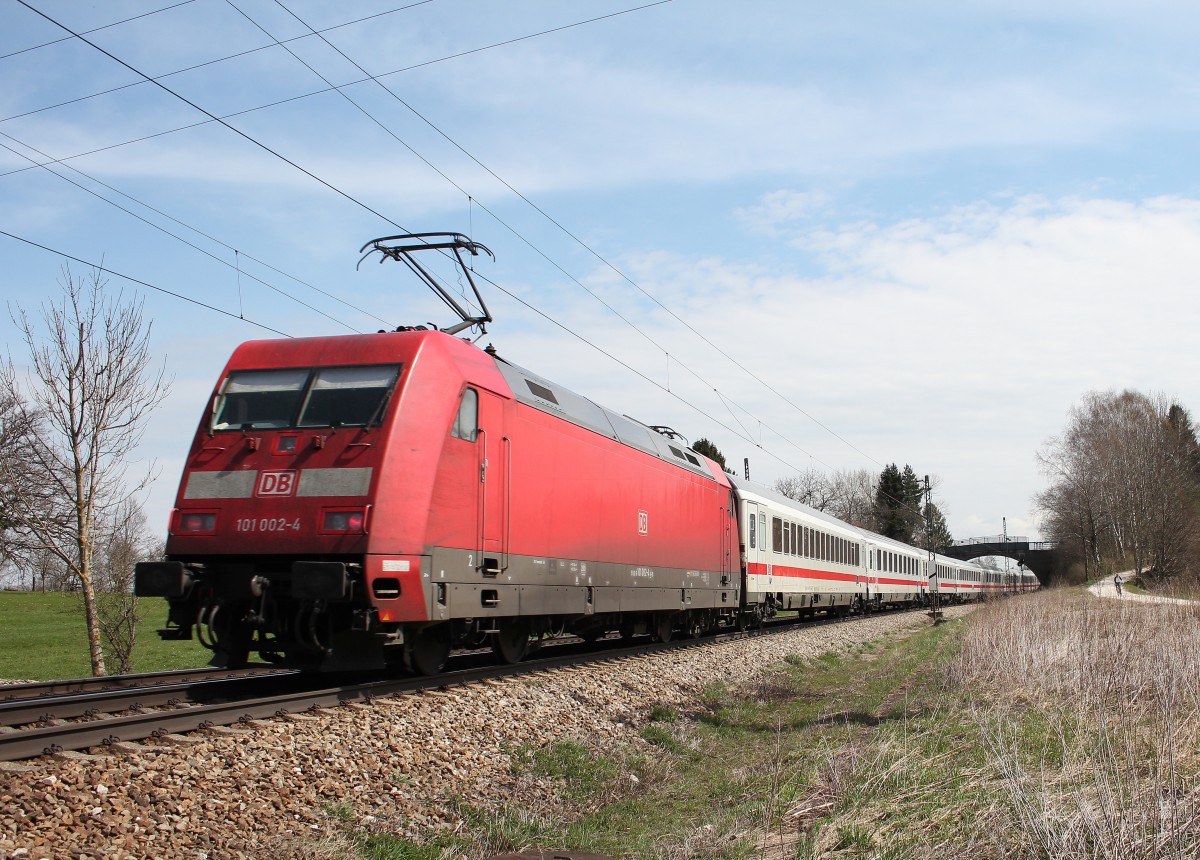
left=0, top=266, right=169, bottom=676
left=0, top=368, right=43, bottom=567
left=1037, top=390, right=1200, bottom=582
left=773, top=467, right=881, bottom=529
left=94, top=499, right=159, bottom=675
left=774, top=468, right=836, bottom=511
left=828, top=468, right=878, bottom=528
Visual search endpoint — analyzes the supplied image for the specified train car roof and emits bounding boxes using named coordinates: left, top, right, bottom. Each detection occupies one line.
left=490, top=354, right=725, bottom=484
left=728, top=474, right=991, bottom=571
left=726, top=475, right=866, bottom=537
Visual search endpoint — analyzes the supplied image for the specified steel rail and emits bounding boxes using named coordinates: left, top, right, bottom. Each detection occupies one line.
left=0, top=603, right=943, bottom=763
left=0, top=669, right=302, bottom=727
left=0, top=666, right=290, bottom=702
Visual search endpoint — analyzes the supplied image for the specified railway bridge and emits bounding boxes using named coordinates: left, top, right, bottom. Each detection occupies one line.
left=942, top=536, right=1058, bottom=583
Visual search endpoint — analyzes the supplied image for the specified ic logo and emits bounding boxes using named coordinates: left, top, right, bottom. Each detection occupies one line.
left=256, top=470, right=298, bottom=497
left=637, top=510, right=649, bottom=535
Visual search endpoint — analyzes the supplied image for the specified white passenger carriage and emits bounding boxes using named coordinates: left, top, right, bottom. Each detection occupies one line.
left=731, top=477, right=868, bottom=617
left=730, top=476, right=1007, bottom=620
left=930, top=555, right=983, bottom=603
left=860, top=532, right=928, bottom=609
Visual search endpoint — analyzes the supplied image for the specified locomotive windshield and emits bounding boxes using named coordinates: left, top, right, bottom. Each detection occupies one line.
left=212, top=364, right=400, bottom=430
left=297, top=365, right=400, bottom=427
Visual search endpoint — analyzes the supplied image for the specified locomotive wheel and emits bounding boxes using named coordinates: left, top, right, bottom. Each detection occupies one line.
left=407, top=624, right=451, bottom=675
left=208, top=603, right=251, bottom=669
left=685, top=613, right=705, bottom=639
left=652, top=614, right=674, bottom=643
left=492, top=620, right=531, bottom=664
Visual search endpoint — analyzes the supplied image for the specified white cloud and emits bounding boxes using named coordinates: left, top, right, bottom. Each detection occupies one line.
left=735, top=190, right=831, bottom=234
left=486, top=194, right=1200, bottom=540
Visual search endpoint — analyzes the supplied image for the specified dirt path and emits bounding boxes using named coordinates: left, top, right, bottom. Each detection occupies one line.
left=1087, top=571, right=1193, bottom=605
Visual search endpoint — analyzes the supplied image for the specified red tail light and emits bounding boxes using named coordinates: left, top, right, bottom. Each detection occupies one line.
left=175, top=511, right=217, bottom=535
left=322, top=510, right=365, bottom=533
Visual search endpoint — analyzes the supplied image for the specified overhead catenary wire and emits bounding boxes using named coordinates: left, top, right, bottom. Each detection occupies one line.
left=0, top=1, right=663, bottom=130
left=0, top=229, right=290, bottom=338
left=482, top=270, right=863, bottom=484
left=13, top=0, right=414, bottom=232
left=0, top=134, right=365, bottom=333
left=0, top=126, right=391, bottom=327
left=250, top=0, right=819, bottom=466
left=0, top=0, right=438, bottom=124
left=10, top=0, right=931, bottom=520
left=263, top=0, right=887, bottom=474
left=0, top=0, right=199, bottom=62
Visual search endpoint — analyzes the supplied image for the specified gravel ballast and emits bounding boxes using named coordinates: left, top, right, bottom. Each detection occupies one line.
left=0, top=606, right=974, bottom=859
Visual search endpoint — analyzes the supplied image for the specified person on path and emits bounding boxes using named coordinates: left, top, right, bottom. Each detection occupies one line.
left=1114, top=574, right=1123, bottom=596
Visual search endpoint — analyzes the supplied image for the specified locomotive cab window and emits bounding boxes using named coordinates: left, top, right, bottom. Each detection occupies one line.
left=451, top=388, right=479, bottom=441
left=213, top=364, right=401, bottom=431
left=213, top=368, right=309, bottom=430
left=297, top=365, right=400, bottom=428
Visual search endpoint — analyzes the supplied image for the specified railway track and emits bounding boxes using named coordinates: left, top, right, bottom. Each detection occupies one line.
left=0, top=605, right=938, bottom=763
left=0, top=666, right=291, bottom=702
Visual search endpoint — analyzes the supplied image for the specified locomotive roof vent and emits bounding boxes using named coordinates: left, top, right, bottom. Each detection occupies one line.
left=359, top=232, right=495, bottom=337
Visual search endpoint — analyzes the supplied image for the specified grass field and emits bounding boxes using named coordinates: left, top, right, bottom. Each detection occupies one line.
left=0, top=591, right=212, bottom=680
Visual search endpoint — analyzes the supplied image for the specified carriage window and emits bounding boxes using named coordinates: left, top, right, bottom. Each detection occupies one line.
left=748, top=511, right=756, bottom=549
left=792, top=523, right=799, bottom=556
left=298, top=365, right=401, bottom=428
left=451, top=388, right=479, bottom=441
left=213, top=368, right=309, bottom=430
left=773, top=517, right=783, bottom=553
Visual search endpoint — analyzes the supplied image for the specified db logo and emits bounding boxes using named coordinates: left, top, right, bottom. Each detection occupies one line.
left=256, top=470, right=298, bottom=497
left=637, top=510, right=649, bottom=535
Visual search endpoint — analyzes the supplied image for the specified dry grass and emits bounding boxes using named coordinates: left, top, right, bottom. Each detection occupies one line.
left=954, top=591, right=1200, bottom=859
left=342, top=599, right=1200, bottom=860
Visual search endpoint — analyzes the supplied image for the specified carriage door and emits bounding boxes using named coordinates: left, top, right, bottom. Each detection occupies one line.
left=723, top=490, right=735, bottom=585
left=476, top=391, right=509, bottom=575
left=745, top=501, right=766, bottom=587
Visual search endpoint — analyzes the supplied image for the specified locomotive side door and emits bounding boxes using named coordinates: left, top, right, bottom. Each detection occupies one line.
left=476, top=390, right=509, bottom=575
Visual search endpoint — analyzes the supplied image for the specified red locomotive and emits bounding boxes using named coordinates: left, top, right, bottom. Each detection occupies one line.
left=137, top=234, right=1013, bottom=673
left=136, top=235, right=739, bottom=673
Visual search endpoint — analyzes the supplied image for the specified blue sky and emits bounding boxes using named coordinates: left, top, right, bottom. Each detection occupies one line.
left=3, top=0, right=1200, bottom=543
